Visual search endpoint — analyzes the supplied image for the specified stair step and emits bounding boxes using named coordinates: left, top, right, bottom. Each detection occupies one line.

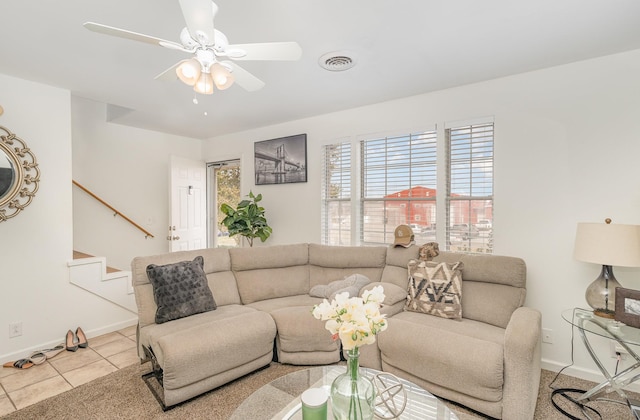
left=68, top=252, right=136, bottom=313
left=73, top=251, right=120, bottom=273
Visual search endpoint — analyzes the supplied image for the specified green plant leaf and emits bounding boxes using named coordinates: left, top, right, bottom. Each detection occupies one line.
left=218, top=192, right=271, bottom=246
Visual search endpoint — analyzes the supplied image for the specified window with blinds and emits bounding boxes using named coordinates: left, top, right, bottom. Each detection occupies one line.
left=361, top=131, right=437, bottom=245
left=322, top=142, right=352, bottom=245
left=446, top=122, right=494, bottom=253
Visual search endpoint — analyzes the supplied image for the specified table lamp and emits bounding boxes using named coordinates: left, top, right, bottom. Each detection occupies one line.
left=574, top=218, right=640, bottom=318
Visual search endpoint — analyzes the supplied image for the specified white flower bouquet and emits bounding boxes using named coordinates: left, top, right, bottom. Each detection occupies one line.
left=311, top=285, right=388, bottom=350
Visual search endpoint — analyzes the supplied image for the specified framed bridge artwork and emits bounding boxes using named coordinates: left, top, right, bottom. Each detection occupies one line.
left=254, top=134, right=308, bottom=185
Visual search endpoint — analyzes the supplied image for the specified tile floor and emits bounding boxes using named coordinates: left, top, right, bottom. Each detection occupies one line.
left=0, top=325, right=139, bottom=416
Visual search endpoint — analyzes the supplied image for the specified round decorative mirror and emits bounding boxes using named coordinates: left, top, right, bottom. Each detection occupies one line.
left=0, top=126, right=40, bottom=222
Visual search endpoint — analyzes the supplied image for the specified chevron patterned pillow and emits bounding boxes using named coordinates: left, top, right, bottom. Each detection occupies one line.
left=405, top=259, right=464, bottom=320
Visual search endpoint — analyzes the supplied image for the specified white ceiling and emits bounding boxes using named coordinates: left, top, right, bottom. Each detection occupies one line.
left=1, top=1, right=640, bottom=139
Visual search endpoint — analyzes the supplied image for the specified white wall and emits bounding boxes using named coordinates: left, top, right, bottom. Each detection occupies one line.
left=203, top=49, right=640, bottom=383
left=0, top=74, right=131, bottom=361
left=0, top=80, right=204, bottom=362
left=72, top=97, right=203, bottom=270
left=3, top=47, right=639, bottom=383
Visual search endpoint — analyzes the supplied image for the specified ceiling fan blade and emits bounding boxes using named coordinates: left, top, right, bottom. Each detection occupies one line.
left=222, top=61, right=265, bottom=91
left=83, top=22, right=183, bottom=50
left=179, top=0, right=218, bottom=45
left=154, top=62, right=181, bottom=81
left=227, top=42, right=302, bottom=61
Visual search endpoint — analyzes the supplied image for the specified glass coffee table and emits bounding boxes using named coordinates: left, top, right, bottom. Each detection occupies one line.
left=230, top=365, right=458, bottom=420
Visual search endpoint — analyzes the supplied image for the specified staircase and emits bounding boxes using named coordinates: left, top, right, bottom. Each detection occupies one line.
left=68, top=252, right=137, bottom=313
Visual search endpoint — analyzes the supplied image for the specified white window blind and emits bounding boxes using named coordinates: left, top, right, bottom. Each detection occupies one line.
left=322, top=142, right=352, bottom=245
left=446, top=122, right=494, bottom=253
left=361, top=131, right=437, bottom=245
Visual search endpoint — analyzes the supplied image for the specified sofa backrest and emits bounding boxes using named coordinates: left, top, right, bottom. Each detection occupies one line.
left=308, top=244, right=386, bottom=288
left=433, top=251, right=527, bottom=328
left=230, top=244, right=310, bottom=304
left=131, top=248, right=240, bottom=329
left=130, top=243, right=526, bottom=330
left=381, top=245, right=420, bottom=287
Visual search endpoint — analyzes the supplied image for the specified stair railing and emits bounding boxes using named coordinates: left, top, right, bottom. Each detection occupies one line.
left=72, top=180, right=154, bottom=238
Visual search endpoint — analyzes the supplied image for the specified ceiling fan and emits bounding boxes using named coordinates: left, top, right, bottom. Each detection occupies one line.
left=84, top=0, right=302, bottom=94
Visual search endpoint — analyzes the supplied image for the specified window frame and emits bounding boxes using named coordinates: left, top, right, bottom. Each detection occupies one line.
left=320, top=119, right=494, bottom=254
left=359, top=130, right=438, bottom=245
left=445, top=120, right=494, bottom=254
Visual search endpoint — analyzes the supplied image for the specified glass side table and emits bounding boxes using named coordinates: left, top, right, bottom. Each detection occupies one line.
left=562, top=308, right=640, bottom=402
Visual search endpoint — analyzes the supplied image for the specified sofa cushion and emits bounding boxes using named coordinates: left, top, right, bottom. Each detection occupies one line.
left=382, top=245, right=419, bottom=288
left=433, top=252, right=527, bottom=328
left=272, top=306, right=340, bottom=353
left=365, top=282, right=407, bottom=307
left=146, top=256, right=217, bottom=324
left=145, top=307, right=276, bottom=390
left=247, top=295, right=323, bottom=313
left=231, top=244, right=310, bottom=304
left=378, top=311, right=505, bottom=403
left=234, top=265, right=310, bottom=304
left=405, top=259, right=463, bottom=320
left=309, top=244, right=386, bottom=288
left=309, top=273, right=372, bottom=300
left=132, top=248, right=236, bottom=329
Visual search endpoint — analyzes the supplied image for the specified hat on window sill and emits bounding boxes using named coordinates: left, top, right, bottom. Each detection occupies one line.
left=393, top=224, right=415, bottom=248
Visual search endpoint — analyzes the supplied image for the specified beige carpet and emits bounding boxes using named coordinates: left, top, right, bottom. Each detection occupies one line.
left=1, top=362, right=638, bottom=419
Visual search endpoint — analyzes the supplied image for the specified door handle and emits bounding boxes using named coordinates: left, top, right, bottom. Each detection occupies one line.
left=172, top=236, right=180, bottom=240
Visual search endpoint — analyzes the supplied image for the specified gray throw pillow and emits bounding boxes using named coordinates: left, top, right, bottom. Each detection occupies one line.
left=146, top=256, right=217, bottom=324
left=309, top=274, right=372, bottom=300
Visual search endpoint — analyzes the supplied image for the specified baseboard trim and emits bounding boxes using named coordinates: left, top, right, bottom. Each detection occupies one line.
left=0, top=317, right=137, bottom=365
left=542, top=358, right=640, bottom=393
left=84, top=318, right=138, bottom=340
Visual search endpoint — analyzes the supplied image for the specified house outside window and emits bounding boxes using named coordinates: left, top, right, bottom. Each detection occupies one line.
left=361, top=132, right=437, bottom=245
left=321, top=119, right=493, bottom=254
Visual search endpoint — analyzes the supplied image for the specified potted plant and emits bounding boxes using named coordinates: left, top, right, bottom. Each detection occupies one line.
left=220, top=191, right=272, bottom=247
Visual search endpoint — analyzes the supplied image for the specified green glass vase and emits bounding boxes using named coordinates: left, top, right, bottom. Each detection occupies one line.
left=330, top=347, right=375, bottom=420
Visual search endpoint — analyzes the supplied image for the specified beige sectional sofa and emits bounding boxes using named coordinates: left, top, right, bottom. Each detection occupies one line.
left=131, top=243, right=541, bottom=419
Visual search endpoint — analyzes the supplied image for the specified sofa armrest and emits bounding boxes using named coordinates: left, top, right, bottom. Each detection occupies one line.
left=502, top=306, right=542, bottom=420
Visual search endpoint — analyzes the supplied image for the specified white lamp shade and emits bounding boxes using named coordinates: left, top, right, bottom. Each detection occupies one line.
left=194, top=73, right=214, bottom=95
left=574, top=222, right=640, bottom=267
left=211, top=63, right=235, bottom=90
left=176, top=59, right=201, bottom=86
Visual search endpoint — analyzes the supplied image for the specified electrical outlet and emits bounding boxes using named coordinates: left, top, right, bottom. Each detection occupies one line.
left=9, top=322, right=22, bottom=338
left=542, top=328, right=553, bottom=344
left=610, top=341, right=629, bottom=359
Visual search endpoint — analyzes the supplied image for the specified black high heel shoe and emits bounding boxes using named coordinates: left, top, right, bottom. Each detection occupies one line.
left=66, top=330, right=78, bottom=352
left=76, top=327, right=88, bottom=349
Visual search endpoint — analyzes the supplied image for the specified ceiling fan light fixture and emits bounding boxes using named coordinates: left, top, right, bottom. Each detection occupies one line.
left=211, top=63, right=234, bottom=90
left=194, top=72, right=214, bottom=95
left=176, top=58, right=202, bottom=86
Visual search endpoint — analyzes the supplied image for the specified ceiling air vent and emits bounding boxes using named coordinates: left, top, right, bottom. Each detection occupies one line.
left=319, top=52, right=356, bottom=72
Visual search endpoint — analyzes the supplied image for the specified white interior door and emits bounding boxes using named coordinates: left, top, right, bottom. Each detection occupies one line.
left=169, top=155, right=206, bottom=252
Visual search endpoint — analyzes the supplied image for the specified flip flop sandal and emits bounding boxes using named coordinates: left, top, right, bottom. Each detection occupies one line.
left=3, top=359, right=35, bottom=369
left=31, top=344, right=65, bottom=361
left=26, top=352, right=47, bottom=365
